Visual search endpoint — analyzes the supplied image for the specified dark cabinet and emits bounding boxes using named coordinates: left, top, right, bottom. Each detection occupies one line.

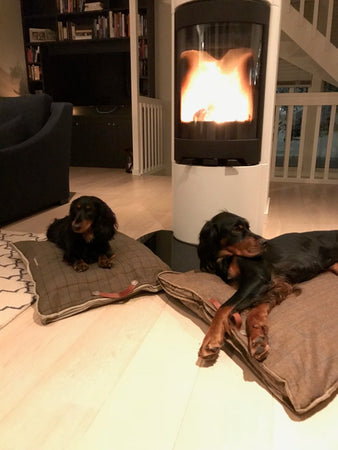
left=71, top=107, right=132, bottom=168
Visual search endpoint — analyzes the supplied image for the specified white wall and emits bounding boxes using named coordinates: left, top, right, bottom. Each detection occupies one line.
left=0, top=0, right=28, bottom=96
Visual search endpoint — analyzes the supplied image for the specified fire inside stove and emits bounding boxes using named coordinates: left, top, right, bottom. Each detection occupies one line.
left=175, top=0, right=270, bottom=166
left=180, top=48, right=254, bottom=124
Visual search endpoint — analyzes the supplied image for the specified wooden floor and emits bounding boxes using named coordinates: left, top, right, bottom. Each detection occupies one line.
left=1, top=167, right=338, bottom=450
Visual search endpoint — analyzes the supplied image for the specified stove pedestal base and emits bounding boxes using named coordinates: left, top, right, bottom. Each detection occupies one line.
left=172, top=161, right=269, bottom=245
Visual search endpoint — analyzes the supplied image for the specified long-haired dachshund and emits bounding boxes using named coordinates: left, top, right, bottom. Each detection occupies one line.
left=47, top=196, right=118, bottom=272
left=197, top=211, right=338, bottom=363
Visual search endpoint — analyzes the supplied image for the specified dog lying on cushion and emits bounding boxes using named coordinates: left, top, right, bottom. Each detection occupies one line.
left=197, top=210, right=338, bottom=362
left=47, top=196, right=117, bottom=272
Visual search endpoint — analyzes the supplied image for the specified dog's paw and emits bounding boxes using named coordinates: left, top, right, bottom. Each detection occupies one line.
left=98, top=254, right=115, bottom=269
left=198, top=335, right=223, bottom=363
left=73, top=260, right=89, bottom=272
left=247, top=323, right=270, bottom=362
left=198, top=306, right=235, bottom=364
left=249, top=333, right=270, bottom=362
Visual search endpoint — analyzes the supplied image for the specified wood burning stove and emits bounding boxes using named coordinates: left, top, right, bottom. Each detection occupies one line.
left=172, top=0, right=281, bottom=245
left=175, top=0, right=270, bottom=166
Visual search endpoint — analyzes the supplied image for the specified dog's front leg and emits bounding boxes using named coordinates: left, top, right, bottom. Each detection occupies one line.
left=97, top=242, right=116, bottom=269
left=64, top=249, right=89, bottom=272
left=198, top=305, right=235, bottom=363
left=246, top=303, right=271, bottom=362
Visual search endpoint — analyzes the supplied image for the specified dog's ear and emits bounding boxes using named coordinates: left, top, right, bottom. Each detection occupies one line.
left=199, top=219, right=219, bottom=245
left=93, top=199, right=118, bottom=238
left=69, top=198, right=78, bottom=218
left=215, top=256, right=232, bottom=282
left=198, top=220, right=220, bottom=272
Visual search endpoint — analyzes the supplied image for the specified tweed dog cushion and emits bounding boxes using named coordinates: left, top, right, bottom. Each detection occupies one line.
left=158, top=270, right=338, bottom=415
left=12, top=232, right=169, bottom=324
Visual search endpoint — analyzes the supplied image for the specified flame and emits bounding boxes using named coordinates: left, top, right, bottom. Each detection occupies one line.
left=180, top=48, right=254, bottom=123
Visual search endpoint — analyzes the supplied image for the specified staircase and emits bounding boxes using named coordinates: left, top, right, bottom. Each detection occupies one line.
left=270, top=1, right=338, bottom=184
left=280, top=0, right=338, bottom=87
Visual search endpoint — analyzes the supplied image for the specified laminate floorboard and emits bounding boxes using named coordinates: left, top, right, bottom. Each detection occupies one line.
left=1, top=168, right=337, bottom=450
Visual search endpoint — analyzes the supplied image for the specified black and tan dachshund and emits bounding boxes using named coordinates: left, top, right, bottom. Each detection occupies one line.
left=47, top=196, right=118, bottom=272
left=197, top=211, right=338, bottom=363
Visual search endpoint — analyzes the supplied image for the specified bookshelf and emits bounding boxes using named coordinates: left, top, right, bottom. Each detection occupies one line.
left=20, top=0, right=155, bottom=168
left=20, top=0, right=155, bottom=98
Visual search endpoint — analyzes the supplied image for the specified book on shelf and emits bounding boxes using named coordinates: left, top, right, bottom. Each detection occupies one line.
left=139, top=39, right=148, bottom=59
left=57, top=21, right=63, bottom=40
left=139, top=59, right=148, bottom=77
left=108, top=11, right=129, bottom=38
left=74, top=29, right=93, bottom=40
left=138, top=14, right=148, bottom=37
left=84, top=2, right=103, bottom=11
left=58, top=21, right=76, bottom=40
left=26, top=46, right=40, bottom=64
left=93, top=15, right=109, bottom=39
left=28, top=64, right=41, bottom=81
left=57, top=0, right=104, bottom=14
left=58, top=16, right=109, bottom=40
left=57, top=0, right=86, bottom=13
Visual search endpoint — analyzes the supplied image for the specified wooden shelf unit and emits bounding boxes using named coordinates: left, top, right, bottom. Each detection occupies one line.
left=20, top=0, right=155, bottom=98
left=20, top=0, right=155, bottom=168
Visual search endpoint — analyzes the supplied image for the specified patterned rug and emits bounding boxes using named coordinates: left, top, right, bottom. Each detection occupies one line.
left=0, top=230, right=45, bottom=329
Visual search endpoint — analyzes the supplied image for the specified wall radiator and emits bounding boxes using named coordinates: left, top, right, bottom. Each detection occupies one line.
left=271, top=92, right=338, bottom=184
left=137, top=97, right=164, bottom=175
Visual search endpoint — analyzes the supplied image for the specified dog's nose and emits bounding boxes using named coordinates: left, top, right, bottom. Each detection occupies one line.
left=259, top=238, right=267, bottom=248
left=72, top=222, right=82, bottom=232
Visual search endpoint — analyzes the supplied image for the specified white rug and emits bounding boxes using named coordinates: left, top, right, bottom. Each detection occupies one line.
left=0, top=230, right=45, bottom=329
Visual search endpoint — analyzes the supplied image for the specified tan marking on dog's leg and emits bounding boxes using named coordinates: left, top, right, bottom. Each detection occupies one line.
left=246, top=303, right=271, bottom=362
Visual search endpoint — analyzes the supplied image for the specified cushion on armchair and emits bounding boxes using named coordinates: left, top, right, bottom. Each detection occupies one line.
left=0, top=94, right=52, bottom=148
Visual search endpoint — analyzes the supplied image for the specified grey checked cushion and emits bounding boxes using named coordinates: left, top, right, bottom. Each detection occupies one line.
left=158, top=270, right=338, bottom=415
left=12, top=232, right=169, bottom=324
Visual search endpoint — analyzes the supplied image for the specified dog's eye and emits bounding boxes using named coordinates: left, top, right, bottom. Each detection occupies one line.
left=85, top=205, right=92, bottom=211
left=234, top=224, right=244, bottom=232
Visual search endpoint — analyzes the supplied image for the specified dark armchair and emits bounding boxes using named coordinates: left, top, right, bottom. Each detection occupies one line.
left=0, top=94, right=73, bottom=226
